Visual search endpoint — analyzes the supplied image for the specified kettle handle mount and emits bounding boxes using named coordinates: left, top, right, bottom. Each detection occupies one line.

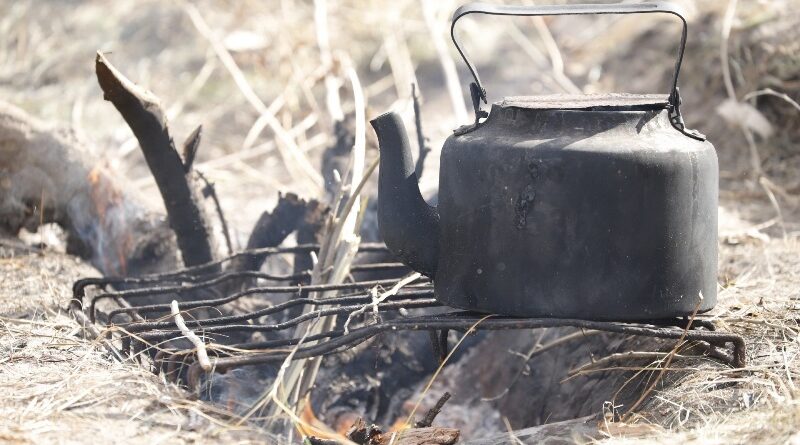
left=451, top=2, right=704, bottom=140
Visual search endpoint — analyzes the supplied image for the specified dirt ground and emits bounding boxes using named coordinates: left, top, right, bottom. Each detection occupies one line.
left=1, top=0, right=799, bottom=443
left=0, top=239, right=276, bottom=444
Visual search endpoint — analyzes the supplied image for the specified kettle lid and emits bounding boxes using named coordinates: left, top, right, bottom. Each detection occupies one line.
left=499, top=93, right=670, bottom=112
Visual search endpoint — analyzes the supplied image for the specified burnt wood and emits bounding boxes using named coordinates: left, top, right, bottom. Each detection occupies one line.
left=96, top=52, right=217, bottom=269
left=0, top=100, right=178, bottom=276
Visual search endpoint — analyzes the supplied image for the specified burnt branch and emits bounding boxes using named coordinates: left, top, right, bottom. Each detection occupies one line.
left=344, top=417, right=460, bottom=445
left=181, top=124, right=202, bottom=173
left=304, top=438, right=340, bottom=445
left=415, top=392, right=451, bottom=428
left=95, top=52, right=217, bottom=268
left=196, top=170, right=233, bottom=255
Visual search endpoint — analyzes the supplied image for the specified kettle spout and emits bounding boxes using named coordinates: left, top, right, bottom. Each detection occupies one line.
left=370, top=112, right=439, bottom=277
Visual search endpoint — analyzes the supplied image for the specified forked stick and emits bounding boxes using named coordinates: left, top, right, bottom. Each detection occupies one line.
left=96, top=52, right=218, bottom=269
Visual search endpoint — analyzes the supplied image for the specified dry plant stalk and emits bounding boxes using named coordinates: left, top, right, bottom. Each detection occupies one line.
left=258, top=4, right=372, bottom=429
left=621, top=299, right=704, bottom=420
left=315, top=0, right=344, bottom=123
left=182, top=2, right=323, bottom=195
left=530, top=14, right=582, bottom=95
left=567, top=351, right=696, bottom=379
left=420, top=0, right=468, bottom=123
left=719, top=0, right=762, bottom=178
left=276, top=155, right=379, bottom=429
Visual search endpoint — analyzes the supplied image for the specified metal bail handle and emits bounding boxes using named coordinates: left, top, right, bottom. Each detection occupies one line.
left=450, top=1, right=690, bottom=108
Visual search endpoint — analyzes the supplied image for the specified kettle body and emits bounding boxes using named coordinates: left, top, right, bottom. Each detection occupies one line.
left=435, top=95, right=717, bottom=319
left=370, top=2, right=719, bottom=320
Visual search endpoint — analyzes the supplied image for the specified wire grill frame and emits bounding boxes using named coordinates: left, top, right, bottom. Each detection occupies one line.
left=71, top=243, right=746, bottom=390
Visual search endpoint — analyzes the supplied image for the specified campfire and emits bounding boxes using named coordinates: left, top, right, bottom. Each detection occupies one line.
left=72, top=242, right=746, bottom=441
left=63, top=49, right=748, bottom=442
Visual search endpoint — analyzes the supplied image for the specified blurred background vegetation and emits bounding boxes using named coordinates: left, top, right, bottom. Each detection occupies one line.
left=1, top=0, right=797, bottom=241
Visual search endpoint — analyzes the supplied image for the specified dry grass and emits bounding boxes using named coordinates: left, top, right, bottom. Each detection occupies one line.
left=595, top=234, right=800, bottom=444
left=0, top=240, right=275, bottom=443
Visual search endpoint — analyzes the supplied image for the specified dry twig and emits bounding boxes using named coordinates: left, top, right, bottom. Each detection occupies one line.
left=170, top=300, right=212, bottom=371
left=415, top=392, right=451, bottom=428
left=568, top=351, right=696, bottom=378
left=343, top=272, right=422, bottom=334
left=411, top=83, right=430, bottom=178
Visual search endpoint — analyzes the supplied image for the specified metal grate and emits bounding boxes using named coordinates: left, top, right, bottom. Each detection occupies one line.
left=70, top=243, right=746, bottom=391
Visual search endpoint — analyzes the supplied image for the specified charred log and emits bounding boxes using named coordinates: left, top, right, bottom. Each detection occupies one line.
left=345, top=418, right=459, bottom=445
left=0, top=100, right=176, bottom=276
left=226, top=193, right=321, bottom=273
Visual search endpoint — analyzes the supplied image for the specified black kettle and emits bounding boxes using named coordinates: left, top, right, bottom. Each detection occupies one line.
left=370, top=2, right=717, bottom=321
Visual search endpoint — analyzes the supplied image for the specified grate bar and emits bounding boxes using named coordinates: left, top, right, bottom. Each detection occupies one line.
left=181, top=313, right=745, bottom=388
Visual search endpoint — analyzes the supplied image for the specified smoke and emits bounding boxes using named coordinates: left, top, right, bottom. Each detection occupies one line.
left=199, top=366, right=278, bottom=416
